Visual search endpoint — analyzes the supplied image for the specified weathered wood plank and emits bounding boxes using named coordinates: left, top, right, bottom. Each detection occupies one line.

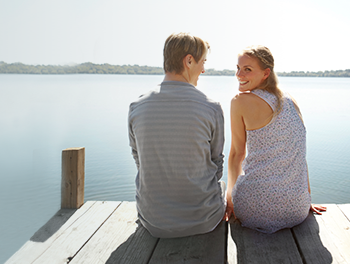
left=227, top=226, right=237, bottom=264
left=338, top=204, right=350, bottom=222
left=291, top=211, right=333, bottom=264
left=71, top=201, right=158, bottom=264
left=7, top=201, right=119, bottom=264
left=228, top=218, right=302, bottom=264
left=148, top=221, right=227, bottom=264
left=293, top=204, right=350, bottom=264
left=5, top=201, right=95, bottom=264
left=61, top=147, right=85, bottom=209
left=31, top=201, right=120, bottom=264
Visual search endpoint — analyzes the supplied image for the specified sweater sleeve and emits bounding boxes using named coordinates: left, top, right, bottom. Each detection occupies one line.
left=128, top=105, right=140, bottom=170
left=211, top=106, right=225, bottom=180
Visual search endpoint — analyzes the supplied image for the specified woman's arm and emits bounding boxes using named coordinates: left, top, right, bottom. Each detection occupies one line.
left=307, top=164, right=327, bottom=214
left=225, top=95, right=247, bottom=221
left=291, top=96, right=327, bottom=215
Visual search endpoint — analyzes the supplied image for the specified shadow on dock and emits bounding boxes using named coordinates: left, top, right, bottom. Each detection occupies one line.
left=105, top=219, right=228, bottom=264
left=30, top=208, right=77, bottom=243
left=105, top=220, right=159, bottom=264
left=229, top=212, right=332, bottom=264
left=292, top=212, right=333, bottom=264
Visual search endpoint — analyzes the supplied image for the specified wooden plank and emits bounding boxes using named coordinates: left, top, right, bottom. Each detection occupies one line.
left=8, top=201, right=119, bottom=264
left=338, top=204, right=350, bottom=221
left=71, top=201, right=158, bottom=264
left=5, top=201, right=96, bottom=264
left=149, top=221, right=227, bottom=264
left=228, top=218, right=302, bottom=264
left=291, top=211, right=333, bottom=264
left=227, top=224, right=237, bottom=264
left=61, top=147, right=85, bottom=209
left=293, top=204, right=350, bottom=264
left=31, top=201, right=120, bottom=264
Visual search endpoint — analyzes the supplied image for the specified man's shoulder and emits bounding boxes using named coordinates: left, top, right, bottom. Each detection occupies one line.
left=129, top=87, right=160, bottom=109
left=203, top=95, right=222, bottom=110
left=193, top=91, right=223, bottom=115
left=129, top=83, right=223, bottom=115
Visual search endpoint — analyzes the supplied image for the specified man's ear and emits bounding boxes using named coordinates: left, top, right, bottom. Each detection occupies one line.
left=183, top=54, right=193, bottom=69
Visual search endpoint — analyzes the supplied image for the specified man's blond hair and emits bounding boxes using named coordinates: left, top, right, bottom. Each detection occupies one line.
left=163, top=33, right=210, bottom=74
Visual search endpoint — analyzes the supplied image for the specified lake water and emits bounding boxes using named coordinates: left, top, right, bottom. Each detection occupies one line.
left=1, top=74, right=350, bottom=262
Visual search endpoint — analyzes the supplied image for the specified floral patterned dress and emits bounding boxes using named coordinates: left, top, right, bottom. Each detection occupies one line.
left=232, top=89, right=311, bottom=233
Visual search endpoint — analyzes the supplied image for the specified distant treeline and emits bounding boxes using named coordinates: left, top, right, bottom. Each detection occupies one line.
left=0, top=61, right=234, bottom=76
left=277, top=69, right=350, bottom=77
left=0, top=61, right=349, bottom=77
left=0, top=61, right=164, bottom=75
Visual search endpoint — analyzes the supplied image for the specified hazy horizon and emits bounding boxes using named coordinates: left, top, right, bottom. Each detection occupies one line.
left=1, top=0, right=349, bottom=73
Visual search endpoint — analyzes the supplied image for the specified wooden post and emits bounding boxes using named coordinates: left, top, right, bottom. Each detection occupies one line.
left=61, top=147, right=85, bottom=209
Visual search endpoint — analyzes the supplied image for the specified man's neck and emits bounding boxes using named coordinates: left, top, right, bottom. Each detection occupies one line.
left=163, top=71, right=190, bottom=84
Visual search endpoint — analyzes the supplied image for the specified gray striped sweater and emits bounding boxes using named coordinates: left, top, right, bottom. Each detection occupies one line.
left=128, top=81, right=225, bottom=238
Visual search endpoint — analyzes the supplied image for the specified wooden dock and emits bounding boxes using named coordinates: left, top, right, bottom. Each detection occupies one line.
left=5, top=202, right=350, bottom=264
left=5, top=148, right=350, bottom=263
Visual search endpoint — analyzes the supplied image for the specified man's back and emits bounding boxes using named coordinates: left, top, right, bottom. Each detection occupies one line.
left=128, top=81, right=225, bottom=238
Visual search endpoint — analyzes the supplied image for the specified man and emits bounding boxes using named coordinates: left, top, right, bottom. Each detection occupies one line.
left=128, top=33, right=225, bottom=238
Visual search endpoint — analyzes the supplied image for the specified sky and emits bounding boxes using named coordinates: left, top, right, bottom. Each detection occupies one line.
left=1, top=0, right=349, bottom=72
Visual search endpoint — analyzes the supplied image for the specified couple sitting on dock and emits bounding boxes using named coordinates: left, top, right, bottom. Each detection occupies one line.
left=128, top=32, right=326, bottom=238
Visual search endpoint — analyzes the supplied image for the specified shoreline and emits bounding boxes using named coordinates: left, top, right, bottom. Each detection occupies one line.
left=1, top=61, right=349, bottom=77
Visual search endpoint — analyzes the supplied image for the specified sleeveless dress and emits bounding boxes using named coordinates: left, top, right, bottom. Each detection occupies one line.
left=232, top=89, right=311, bottom=233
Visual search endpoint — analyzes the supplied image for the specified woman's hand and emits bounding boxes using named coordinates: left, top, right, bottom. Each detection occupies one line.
left=310, top=204, right=327, bottom=215
left=224, top=194, right=236, bottom=221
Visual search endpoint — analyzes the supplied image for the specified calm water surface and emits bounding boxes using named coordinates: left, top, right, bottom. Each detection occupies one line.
left=1, top=74, right=349, bottom=262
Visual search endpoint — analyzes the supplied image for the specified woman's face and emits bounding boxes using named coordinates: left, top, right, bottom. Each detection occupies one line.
left=236, top=54, right=269, bottom=92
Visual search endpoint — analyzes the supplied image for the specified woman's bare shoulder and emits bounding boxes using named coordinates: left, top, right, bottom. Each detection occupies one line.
left=232, top=92, right=255, bottom=101
left=231, top=92, right=258, bottom=108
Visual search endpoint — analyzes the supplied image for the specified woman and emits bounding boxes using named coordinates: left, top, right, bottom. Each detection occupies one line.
left=225, top=45, right=326, bottom=233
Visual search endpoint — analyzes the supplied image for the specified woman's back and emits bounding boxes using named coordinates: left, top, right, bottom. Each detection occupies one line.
left=232, top=89, right=311, bottom=233
left=237, top=91, right=274, bottom=131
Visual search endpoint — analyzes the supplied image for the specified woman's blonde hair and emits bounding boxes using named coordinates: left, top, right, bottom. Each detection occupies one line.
left=163, top=33, right=210, bottom=74
left=241, top=45, right=283, bottom=113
